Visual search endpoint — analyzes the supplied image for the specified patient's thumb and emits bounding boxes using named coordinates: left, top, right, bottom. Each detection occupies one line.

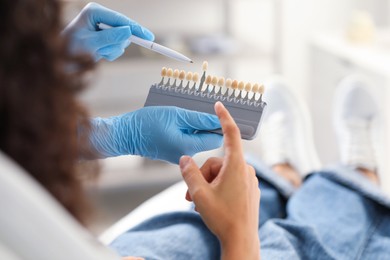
left=180, top=156, right=207, bottom=198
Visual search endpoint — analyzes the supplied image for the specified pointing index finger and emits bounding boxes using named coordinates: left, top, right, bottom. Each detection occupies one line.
left=214, top=102, right=244, bottom=164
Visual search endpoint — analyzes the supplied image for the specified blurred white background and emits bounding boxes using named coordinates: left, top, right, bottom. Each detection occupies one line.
left=63, top=0, right=390, bottom=233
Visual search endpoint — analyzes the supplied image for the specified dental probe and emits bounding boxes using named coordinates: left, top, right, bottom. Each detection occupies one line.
left=97, top=23, right=193, bottom=63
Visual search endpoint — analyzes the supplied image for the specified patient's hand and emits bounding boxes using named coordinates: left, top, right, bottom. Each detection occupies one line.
left=122, top=257, right=144, bottom=260
left=179, top=102, right=260, bottom=260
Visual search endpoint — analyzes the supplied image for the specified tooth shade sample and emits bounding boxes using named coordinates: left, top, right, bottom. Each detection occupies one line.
left=193, top=73, right=200, bottom=82
left=258, top=84, right=265, bottom=94
left=225, top=78, right=232, bottom=88
left=179, top=70, right=186, bottom=80
left=167, top=68, right=173, bottom=77
left=231, top=80, right=238, bottom=89
left=202, top=61, right=208, bottom=71
left=211, top=76, right=218, bottom=86
left=245, top=83, right=252, bottom=92
left=201, top=75, right=211, bottom=92
left=161, top=67, right=167, bottom=77
left=173, top=69, right=179, bottom=79
left=205, top=75, right=212, bottom=85
left=186, top=72, right=193, bottom=81
left=238, top=81, right=245, bottom=91
left=218, top=77, right=225, bottom=87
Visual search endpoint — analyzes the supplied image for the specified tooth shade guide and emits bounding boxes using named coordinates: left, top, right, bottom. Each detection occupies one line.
left=241, top=82, right=251, bottom=99
left=211, top=76, right=218, bottom=86
left=216, top=77, right=225, bottom=94
left=247, top=90, right=255, bottom=100
left=231, top=80, right=238, bottom=89
left=229, top=80, right=238, bottom=97
left=156, top=64, right=264, bottom=99
left=166, top=68, right=173, bottom=77
left=159, top=67, right=167, bottom=85
left=145, top=62, right=267, bottom=141
left=160, top=64, right=259, bottom=99
left=208, top=76, right=218, bottom=93
left=184, top=72, right=193, bottom=89
left=179, top=70, right=186, bottom=80
left=202, top=61, right=209, bottom=71
left=258, top=84, right=265, bottom=94
left=257, top=84, right=265, bottom=101
left=173, top=69, right=179, bottom=79
left=224, top=78, right=232, bottom=96
left=250, top=83, right=259, bottom=100
left=193, top=72, right=200, bottom=90
left=238, top=81, right=245, bottom=91
left=218, top=77, right=225, bottom=86
left=205, top=75, right=212, bottom=85
left=220, top=85, right=228, bottom=95
left=252, top=83, right=259, bottom=93
left=186, top=72, right=193, bottom=81
left=161, top=67, right=167, bottom=77
left=202, top=75, right=212, bottom=92
left=231, top=80, right=240, bottom=97
left=176, top=70, right=185, bottom=88
left=156, top=64, right=264, bottom=98
left=165, top=68, right=173, bottom=86
left=197, top=61, right=208, bottom=91
left=245, top=83, right=252, bottom=92
left=251, top=84, right=263, bottom=101
left=201, top=75, right=211, bottom=92
left=213, top=85, right=220, bottom=94
left=193, top=72, right=200, bottom=82
left=172, top=69, right=179, bottom=86
left=237, top=81, right=244, bottom=99
left=225, top=78, right=232, bottom=88
left=207, top=76, right=218, bottom=93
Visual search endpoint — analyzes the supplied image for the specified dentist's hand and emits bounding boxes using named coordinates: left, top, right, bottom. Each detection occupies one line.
left=63, top=3, right=154, bottom=61
left=89, top=106, right=223, bottom=164
left=180, top=102, right=260, bottom=260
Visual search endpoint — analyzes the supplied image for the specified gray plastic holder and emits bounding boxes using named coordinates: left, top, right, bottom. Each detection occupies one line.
left=144, top=84, right=267, bottom=140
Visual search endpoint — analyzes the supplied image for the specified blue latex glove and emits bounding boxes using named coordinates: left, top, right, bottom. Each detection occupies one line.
left=63, top=3, right=154, bottom=61
left=89, top=106, right=223, bottom=164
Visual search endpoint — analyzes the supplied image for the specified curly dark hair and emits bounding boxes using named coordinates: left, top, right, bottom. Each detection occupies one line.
left=0, top=0, right=95, bottom=224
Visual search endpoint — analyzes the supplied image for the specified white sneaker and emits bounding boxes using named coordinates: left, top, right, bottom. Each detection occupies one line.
left=247, top=76, right=321, bottom=175
left=333, top=75, right=381, bottom=174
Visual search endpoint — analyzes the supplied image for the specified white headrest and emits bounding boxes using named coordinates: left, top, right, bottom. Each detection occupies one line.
left=0, top=151, right=119, bottom=260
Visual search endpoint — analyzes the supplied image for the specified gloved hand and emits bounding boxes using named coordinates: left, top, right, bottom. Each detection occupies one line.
left=89, top=106, right=223, bottom=164
left=63, top=3, right=154, bottom=61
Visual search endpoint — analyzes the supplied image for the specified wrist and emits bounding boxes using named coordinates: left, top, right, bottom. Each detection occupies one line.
left=88, top=116, right=135, bottom=158
left=220, top=229, right=260, bottom=260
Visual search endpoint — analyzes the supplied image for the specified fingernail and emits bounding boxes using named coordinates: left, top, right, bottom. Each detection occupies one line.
left=179, top=156, right=191, bottom=170
left=214, top=102, right=221, bottom=110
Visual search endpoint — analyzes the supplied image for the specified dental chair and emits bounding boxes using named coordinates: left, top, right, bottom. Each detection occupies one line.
left=0, top=151, right=190, bottom=259
left=99, top=180, right=190, bottom=245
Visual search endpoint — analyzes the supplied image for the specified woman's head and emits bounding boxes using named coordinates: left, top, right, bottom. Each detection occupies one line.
left=0, top=0, right=94, bottom=224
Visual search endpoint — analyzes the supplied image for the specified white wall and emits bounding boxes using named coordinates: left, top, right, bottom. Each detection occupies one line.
left=279, top=0, right=389, bottom=99
left=64, top=0, right=224, bottom=36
